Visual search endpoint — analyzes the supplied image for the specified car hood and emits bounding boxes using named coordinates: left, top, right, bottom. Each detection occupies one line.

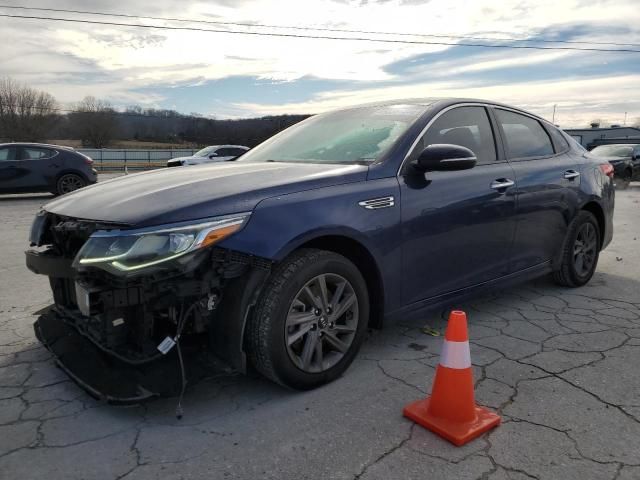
left=43, top=162, right=369, bottom=227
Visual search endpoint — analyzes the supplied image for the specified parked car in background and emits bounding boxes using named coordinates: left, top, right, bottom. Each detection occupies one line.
left=589, top=143, right=640, bottom=189
left=26, top=99, right=614, bottom=401
left=167, top=145, right=249, bottom=167
left=0, top=143, right=97, bottom=195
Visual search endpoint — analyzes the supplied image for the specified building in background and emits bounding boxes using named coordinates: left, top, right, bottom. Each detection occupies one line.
left=564, top=124, right=640, bottom=149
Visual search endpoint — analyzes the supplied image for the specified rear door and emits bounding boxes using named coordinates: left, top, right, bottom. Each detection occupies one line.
left=0, top=146, right=20, bottom=192
left=14, top=146, right=59, bottom=190
left=399, top=105, right=518, bottom=304
left=492, top=108, right=582, bottom=272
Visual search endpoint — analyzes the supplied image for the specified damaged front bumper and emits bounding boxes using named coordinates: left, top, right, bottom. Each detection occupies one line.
left=26, top=214, right=271, bottom=404
left=34, top=307, right=219, bottom=404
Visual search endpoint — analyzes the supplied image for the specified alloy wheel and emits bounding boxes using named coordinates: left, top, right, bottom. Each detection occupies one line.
left=573, top=223, right=598, bottom=276
left=58, top=174, right=85, bottom=194
left=285, top=273, right=359, bottom=373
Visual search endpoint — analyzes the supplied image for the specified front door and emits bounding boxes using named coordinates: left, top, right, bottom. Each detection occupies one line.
left=400, top=105, right=517, bottom=305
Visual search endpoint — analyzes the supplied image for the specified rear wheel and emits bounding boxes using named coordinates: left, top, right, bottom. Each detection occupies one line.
left=246, top=249, right=369, bottom=390
left=553, top=211, right=600, bottom=287
left=56, top=173, right=86, bottom=195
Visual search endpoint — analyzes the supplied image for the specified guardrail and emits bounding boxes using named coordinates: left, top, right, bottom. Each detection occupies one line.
left=78, top=148, right=198, bottom=171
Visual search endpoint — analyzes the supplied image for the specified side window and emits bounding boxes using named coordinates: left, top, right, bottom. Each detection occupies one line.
left=20, top=147, right=55, bottom=160
left=0, top=147, right=18, bottom=161
left=230, top=148, right=246, bottom=157
left=495, top=109, right=554, bottom=159
left=420, top=106, right=497, bottom=165
left=215, top=148, right=230, bottom=156
left=546, top=126, right=570, bottom=153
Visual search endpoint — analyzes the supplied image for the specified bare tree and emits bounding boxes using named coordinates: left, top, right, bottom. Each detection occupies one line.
left=71, top=96, right=118, bottom=148
left=0, top=77, right=58, bottom=141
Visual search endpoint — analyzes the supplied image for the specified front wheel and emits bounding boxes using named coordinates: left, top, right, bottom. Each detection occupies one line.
left=553, top=211, right=601, bottom=287
left=246, top=249, right=369, bottom=390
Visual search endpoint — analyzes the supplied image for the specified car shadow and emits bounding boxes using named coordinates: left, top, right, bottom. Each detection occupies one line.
left=0, top=194, right=54, bottom=202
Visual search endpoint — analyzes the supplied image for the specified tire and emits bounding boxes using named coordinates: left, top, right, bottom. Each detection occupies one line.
left=553, top=211, right=601, bottom=287
left=55, top=173, right=86, bottom=195
left=246, top=248, right=369, bottom=390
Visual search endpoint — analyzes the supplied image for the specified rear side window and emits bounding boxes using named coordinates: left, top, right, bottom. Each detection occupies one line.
left=0, top=147, right=17, bottom=161
left=547, top=126, right=570, bottom=153
left=216, top=148, right=238, bottom=157
left=20, top=147, right=55, bottom=160
left=421, top=106, right=497, bottom=164
left=495, top=109, right=554, bottom=159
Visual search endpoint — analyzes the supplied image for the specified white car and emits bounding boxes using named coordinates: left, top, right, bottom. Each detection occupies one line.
left=167, top=145, right=249, bottom=167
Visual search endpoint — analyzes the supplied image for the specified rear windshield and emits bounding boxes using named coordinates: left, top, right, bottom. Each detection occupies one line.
left=238, top=104, right=425, bottom=164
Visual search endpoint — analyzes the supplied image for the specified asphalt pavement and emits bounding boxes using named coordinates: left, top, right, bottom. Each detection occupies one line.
left=1, top=179, right=639, bottom=480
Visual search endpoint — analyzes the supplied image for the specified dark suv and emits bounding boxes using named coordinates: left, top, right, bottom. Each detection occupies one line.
left=0, top=143, right=97, bottom=195
left=26, top=99, right=615, bottom=402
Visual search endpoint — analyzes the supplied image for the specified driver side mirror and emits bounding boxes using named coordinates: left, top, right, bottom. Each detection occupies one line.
left=208, top=153, right=218, bottom=158
left=412, top=144, right=477, bottom=172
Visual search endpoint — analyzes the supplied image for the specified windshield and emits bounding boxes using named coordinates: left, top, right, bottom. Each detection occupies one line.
left=195, top=146, right=217, bottom=157
left=238, top=104, right=425, bottom=164
left=591, top=145, right=634, bottom=157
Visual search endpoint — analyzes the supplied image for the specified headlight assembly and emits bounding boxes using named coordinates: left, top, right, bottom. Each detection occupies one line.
left=72, top=213, right=250, bottom=274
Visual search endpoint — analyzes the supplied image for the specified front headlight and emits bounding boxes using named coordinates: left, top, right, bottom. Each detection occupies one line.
left=72, top=213, right=250, bottom=274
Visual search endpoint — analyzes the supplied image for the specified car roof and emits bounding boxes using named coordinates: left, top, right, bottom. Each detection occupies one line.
left=0, top=142, right=75, bottom=151
left=209, top=145, right=249, bottom=149
left=329, top=98, right=551, bottom=124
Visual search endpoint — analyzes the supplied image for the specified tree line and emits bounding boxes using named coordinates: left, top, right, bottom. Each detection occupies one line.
left=0, top=77, right=310, bottom=148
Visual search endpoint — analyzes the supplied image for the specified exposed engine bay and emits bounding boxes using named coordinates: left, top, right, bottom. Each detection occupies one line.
left=27, top=212, right=271, bottom=404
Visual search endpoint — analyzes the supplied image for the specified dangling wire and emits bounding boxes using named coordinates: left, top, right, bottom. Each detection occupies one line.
left=174, top=302, right=196, bottom=419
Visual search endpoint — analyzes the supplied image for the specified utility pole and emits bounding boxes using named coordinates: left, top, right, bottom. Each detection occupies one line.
left=624, top=112, right=628, bottom=126
left=552, top=104, right=557, bottom=124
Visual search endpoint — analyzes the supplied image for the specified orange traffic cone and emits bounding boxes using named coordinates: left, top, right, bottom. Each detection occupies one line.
left=403, top=310, right=500, bottom=446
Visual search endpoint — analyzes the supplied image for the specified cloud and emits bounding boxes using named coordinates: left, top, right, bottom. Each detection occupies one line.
left=228, top=73, right=640, bottom=128
left=0, top=0, right=638, bottom=126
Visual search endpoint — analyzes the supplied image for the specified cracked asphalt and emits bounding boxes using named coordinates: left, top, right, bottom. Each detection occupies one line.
left=1, top=180, right=639, bottom=480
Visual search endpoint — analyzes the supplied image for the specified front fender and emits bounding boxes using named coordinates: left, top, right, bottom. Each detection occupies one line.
left=219, top=177, right=404, bottom=312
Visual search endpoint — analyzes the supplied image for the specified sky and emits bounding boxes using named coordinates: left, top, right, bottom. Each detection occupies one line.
left=1, top=0, right=639, bottom=127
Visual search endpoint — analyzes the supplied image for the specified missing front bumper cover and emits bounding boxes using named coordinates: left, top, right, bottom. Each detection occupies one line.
left=34, top=308, right=229, bottom=404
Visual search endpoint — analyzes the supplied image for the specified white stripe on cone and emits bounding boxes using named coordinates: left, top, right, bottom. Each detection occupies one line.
left=440, top=340, right=471, bottom=369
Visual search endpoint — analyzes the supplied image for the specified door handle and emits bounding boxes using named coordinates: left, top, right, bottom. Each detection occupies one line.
left=564, top=169, right=580, bottom=180
left=490, top=178, right=515, bottom=190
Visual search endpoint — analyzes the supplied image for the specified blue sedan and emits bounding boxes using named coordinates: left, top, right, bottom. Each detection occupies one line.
left=26, top=98, right=614, bottom=400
